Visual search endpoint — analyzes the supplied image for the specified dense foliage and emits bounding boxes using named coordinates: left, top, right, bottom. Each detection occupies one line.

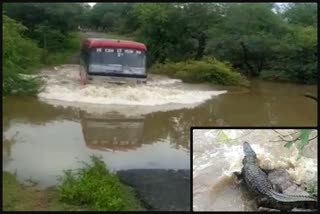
left=3, top=3, right=83, bottom=95
left=3, top=14, right=42, bottom=95
left=86, top=2, right=317, bottom=84
left=3, top=2, right=318, bottom=94
left=4, top=3, right=84, bottom=53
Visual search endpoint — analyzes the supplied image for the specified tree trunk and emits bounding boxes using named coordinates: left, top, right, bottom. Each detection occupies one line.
left=240, top=42, right=255, bottom=76
left=195, top=34, right=207, bottom=60
left=257, top=58, right=265, bottom=74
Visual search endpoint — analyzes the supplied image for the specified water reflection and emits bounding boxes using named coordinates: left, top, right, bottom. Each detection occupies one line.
left=3, top=97, right=190, bottom=187
left=80, top=111, right=145, bottom=151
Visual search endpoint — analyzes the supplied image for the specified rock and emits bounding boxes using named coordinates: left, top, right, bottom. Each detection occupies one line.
left=267, top=169, right=310, bottom=195
left=268, top=168, right=295, bottom=192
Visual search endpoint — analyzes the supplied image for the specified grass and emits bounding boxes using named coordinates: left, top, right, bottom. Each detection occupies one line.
left=3, top=171, right=84, bottom=211
left=3, top=171, right=36, bottom=211
left=3, top=156, right=144, bottom=211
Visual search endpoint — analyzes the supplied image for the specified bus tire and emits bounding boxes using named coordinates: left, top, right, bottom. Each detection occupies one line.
left=80, top=69, right=88, bottom=85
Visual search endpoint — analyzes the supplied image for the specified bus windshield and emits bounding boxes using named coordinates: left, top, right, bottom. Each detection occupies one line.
left=89, top=48, right=145, bottom=68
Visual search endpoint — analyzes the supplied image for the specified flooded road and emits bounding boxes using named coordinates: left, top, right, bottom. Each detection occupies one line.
left=38, top=65, right=317, bottom=126
left=193, top=129, right=318, bottom=211
left=3, top=96, right=192, bottom=187
left=3, top=64, right=317, bottom=188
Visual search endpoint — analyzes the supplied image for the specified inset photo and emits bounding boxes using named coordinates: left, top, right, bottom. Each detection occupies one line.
left=192, top=129, right=318, bottom=211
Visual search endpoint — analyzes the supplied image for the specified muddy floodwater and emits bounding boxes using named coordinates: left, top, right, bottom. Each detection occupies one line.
left=193, top=129, right=318, bottom=211
left=2, top=65, right=317, bottom=188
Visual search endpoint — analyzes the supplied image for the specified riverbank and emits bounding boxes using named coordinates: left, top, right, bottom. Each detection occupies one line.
left=3, top=169, right=191, bottom=211
left=3, top=171, right=85, bottom=211
left=3, top=174, right=143, bottom=211
left=3, top=156, right=144, bottom=211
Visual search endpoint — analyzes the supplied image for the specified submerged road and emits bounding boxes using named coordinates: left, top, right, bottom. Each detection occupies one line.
left=117, top=169, right=190, bottom=211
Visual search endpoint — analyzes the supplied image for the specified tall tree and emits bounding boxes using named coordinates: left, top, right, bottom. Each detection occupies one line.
left=207, top=3, right=287, bottom=76
left=182, top=3, right=223, bottom=60
left=283, top=3, right=317, bottom=27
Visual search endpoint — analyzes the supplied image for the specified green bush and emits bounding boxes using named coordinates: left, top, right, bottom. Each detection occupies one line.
left=3, top=14, right=42, bottom=96
left=3, top=74, right=42, bottom=96
left=3, top=13, right=81, bottom=96
left=57, top=156, right=143, bottom=211
left=150, top=58, right=249, bottom=86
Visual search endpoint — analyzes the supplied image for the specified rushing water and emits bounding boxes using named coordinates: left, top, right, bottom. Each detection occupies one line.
left=193, top=129, right=318, bottom=211
left=2, top=65, right=317, bottom=188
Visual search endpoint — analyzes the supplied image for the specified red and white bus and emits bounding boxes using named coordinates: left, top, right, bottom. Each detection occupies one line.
left=80, top=38, right=147, bottom=84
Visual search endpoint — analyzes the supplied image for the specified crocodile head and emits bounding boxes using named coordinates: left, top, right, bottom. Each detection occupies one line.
left=243, top=141, right=257, bottom=157
left=243, top=142, right=257, bottom=165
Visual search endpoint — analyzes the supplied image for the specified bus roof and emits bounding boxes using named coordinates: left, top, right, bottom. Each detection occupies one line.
left=84, top=38, right=147, bottom=51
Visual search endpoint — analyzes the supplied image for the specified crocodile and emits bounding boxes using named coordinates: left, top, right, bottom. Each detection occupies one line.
left=240, top=141, right=317, bottom=211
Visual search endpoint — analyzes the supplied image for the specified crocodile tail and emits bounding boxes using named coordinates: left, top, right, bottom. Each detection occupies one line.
left=270, top=190, right=317, bottom=202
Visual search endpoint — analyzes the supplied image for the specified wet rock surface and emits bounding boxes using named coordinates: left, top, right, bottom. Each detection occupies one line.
left=268, top=168, right=310, bottom=195
left=117, top=169, right=190, bottom=211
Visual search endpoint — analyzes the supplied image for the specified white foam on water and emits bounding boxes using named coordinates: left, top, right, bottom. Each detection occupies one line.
left=221, top=143, right=317, bottom=185
left=37, top=64, right=227, bottom=114
left=147, top=77, right=182, bottom=86
left=39, top=84, right=225, bottom=106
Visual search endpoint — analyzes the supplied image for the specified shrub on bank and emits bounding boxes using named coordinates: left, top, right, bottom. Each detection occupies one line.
left=149, top=58, right=249, bottom=86
left=3, top=14, right=82, bottom=96
left=3, top=14, right=42, bottom=96
left=57, top=156, right=143, bottom=211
